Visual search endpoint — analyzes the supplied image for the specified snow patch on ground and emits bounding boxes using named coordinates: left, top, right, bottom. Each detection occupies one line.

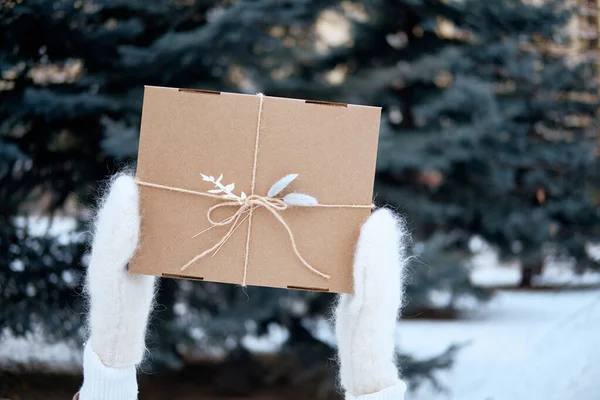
left=0, top=329, right=81, bottom=373
left=470, top=248, right=600, bottom=287
left=241, top=323, right=289, bottom=354
left=13, top=215, right=81, bottom=244
left=402, top=289, right=600, bottom=400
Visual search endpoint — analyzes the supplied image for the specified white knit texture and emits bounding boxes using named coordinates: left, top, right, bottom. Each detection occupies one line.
left=335, top=208, right=408, bottom=400
left=346, top=381, right=407, bottom=400
left=86, top=174, right=156, bottom=368
left=79, top=342, right=138, bottom=400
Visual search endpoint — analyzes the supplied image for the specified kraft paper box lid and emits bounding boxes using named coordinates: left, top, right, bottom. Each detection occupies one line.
left=129, top=86, right=381, bottom=293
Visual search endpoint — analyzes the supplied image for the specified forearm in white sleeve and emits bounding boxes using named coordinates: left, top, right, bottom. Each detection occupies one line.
left=77, top=174, right=155, bottom=400
left=335, top=209, right=409, bottom=400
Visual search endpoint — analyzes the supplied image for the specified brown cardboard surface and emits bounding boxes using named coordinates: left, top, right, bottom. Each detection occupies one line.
left=129, top=86, right=381, bottom=293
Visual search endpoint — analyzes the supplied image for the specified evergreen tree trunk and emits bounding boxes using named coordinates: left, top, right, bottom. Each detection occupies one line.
left=519, top=260, right=543, bottom=288
left=519, top=266, right=534, bottom=288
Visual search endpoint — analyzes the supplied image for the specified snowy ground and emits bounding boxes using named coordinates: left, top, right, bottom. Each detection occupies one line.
left=402, top=289, right=600, bottom=400
left=402, top=250, right=600, bottom=400
left=4, top=289, right=600, bottom=400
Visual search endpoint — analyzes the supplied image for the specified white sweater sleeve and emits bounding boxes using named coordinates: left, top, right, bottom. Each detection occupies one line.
left=78, top=174, right=155, bottom=400
left=345, top=382, right=407, bottom=400
left=79, top=342, right=138, bottom=400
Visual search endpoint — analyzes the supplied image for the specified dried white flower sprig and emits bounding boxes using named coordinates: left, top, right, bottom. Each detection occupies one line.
left=201, top=173, right=246, bottom=200
left=200, top=173, right=318, bottom=206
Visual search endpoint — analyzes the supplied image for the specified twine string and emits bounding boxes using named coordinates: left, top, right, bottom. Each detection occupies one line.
left=135, top=177, right=372, bottom=281
left=241, top=93, right=265, bottom=286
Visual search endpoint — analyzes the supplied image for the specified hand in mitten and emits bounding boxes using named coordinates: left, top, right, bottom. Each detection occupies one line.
left=76, top=174, right=156, bottom=400
left=335, top=209, right=408, bottom=400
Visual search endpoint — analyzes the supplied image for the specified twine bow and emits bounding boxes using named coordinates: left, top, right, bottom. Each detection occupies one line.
left=180, top=187, right=330, bottom=280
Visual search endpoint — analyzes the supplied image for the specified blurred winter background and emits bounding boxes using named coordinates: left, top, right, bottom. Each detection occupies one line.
left=1, top=0, right=600, bottom=399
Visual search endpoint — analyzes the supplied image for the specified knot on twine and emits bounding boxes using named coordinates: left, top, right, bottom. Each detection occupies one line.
left=206, top=194, right=288, bottom=227
left=181, top=189, right=331, bottom=280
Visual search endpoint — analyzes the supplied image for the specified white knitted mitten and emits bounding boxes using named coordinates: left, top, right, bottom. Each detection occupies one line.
left=79, top=174, right=156, bottom=400
left=335, top=208, right=408, bottom=400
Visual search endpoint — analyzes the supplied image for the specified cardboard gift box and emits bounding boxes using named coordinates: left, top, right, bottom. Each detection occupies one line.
left=129, top=86, right=381, bottom=293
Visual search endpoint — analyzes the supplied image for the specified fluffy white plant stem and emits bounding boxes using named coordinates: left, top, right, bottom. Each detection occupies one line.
left=335, top=208, right=408, bottom=400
